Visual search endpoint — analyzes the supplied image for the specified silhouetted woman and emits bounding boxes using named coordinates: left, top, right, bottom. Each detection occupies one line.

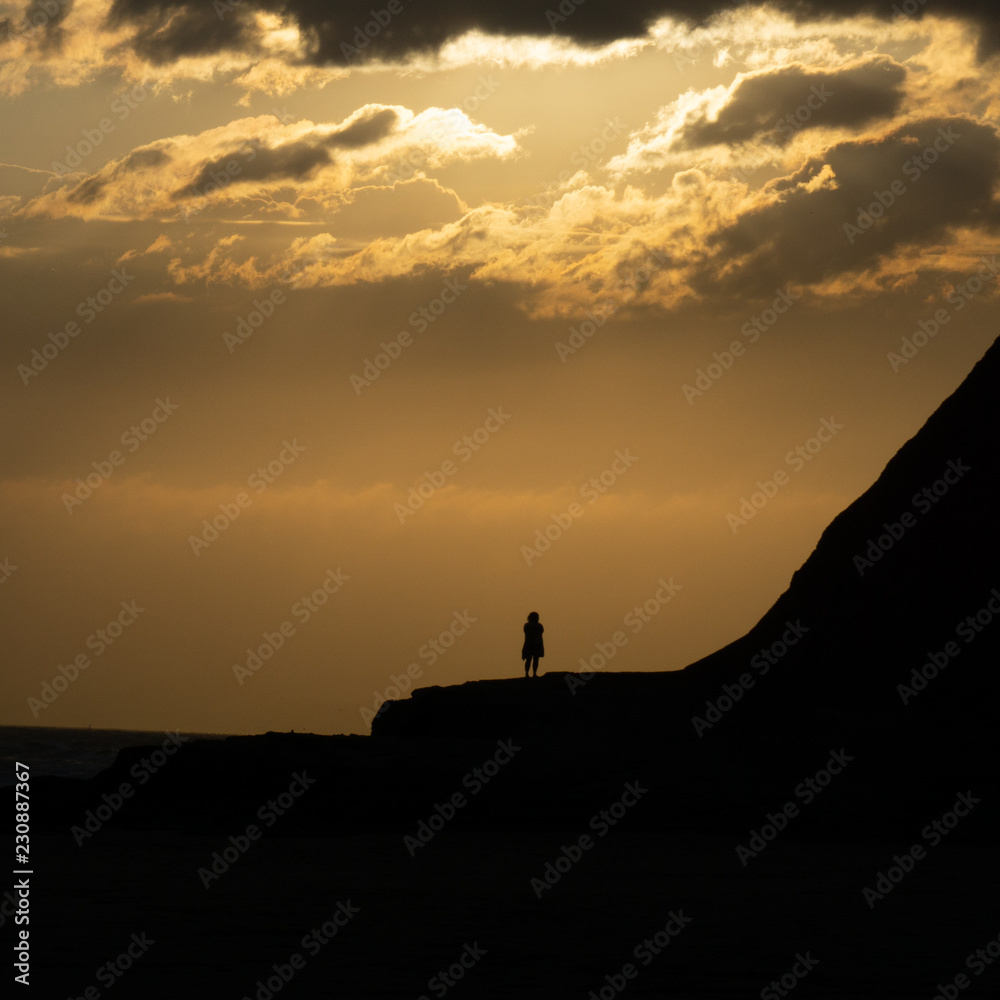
left=522, top=612, right=544, bottom=677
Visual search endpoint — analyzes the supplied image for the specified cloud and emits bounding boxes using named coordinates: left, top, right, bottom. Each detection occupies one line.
left=169, top=106, right=402, bottom=201
left=0, top=243, right=37, bottom=257
left=108, top=2, right=261, bottom=65
left=132, top=290, right=192, bottom=303
left=676, top=57, right=907, bottom=150
left=171, top=139, right=331, bottom=200
left=698, top=115, right=1000, bottom=297
left=96, top=0, right=1000, bottom=68
left=605, top=56, right=911, bottom=180
left=21, top=0, right=75, bottom=51
left=157, top=177, right=713, bottom=317
left=117, top=233, right=174, bottom=263
left=4, top=0, right=997, bottom=100
left=159, top=113, right=1000, bottom=317
left=325, top=106, right=399, bottom=148
left=119, top=147, right=173, bottom=172
left=65, top=173, right=107, bottom=204
left=101, top=0, right=676, bottom=66
left=8, top=8, right=998, bottom=319
left=16, top=104, right=518, bottom=221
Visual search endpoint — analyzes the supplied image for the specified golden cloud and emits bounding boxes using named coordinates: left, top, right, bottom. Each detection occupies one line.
left=157, top=110, right=1000, bottom=319
left=16, top=103, right=521, bottom=222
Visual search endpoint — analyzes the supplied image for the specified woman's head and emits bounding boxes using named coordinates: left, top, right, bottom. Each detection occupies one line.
left=527, top=611, right=539, bottom=623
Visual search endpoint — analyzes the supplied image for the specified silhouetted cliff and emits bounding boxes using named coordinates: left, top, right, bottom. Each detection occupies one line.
left=685, top=336, right=1000, bottom=719
left=368, top=337, right=1000, bottom=829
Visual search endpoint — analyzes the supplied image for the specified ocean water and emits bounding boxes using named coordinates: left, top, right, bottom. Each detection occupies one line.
left=0, top=725, right=233, bottom=785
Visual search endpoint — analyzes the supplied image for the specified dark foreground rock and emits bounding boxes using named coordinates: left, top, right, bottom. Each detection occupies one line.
left=28, top=828, right=1000, bottom=999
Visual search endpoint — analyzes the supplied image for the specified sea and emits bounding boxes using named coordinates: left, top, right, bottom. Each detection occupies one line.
left=0, top=725, right=234, bottom=786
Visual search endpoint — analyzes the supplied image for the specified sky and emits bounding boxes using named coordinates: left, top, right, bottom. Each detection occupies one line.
left=2, top=0, right=999, bottom=735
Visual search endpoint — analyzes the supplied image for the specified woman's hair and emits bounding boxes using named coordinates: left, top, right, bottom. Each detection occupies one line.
left=527, top=611, right=539, bottom=622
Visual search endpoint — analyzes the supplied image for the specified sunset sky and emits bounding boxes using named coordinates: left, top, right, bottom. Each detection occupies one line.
left=3, top=0, right=999, bottom=735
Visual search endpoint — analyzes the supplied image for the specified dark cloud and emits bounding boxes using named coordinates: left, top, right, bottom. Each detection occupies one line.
left=693, top=116, right=1000, bottom=297
left=0, top=0, right=77, bottom=51
left=57, top=147, right=168, bottom=206
left=104, top=0, right=676, bottom=65
left=172, top=139, right=331, bottom=200
left=102, top=0, right=1000, bottom=66
left=325, top=107, right=399, bottom=149
left=118, top=147, right=172, bottom=173
left=169, top=108, right=400, bottom=202
left=676, top=57, right=907, bottom=150
left=66, top=174, right=107, bottom=204
left=108, top=2, right=260, bottom=64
